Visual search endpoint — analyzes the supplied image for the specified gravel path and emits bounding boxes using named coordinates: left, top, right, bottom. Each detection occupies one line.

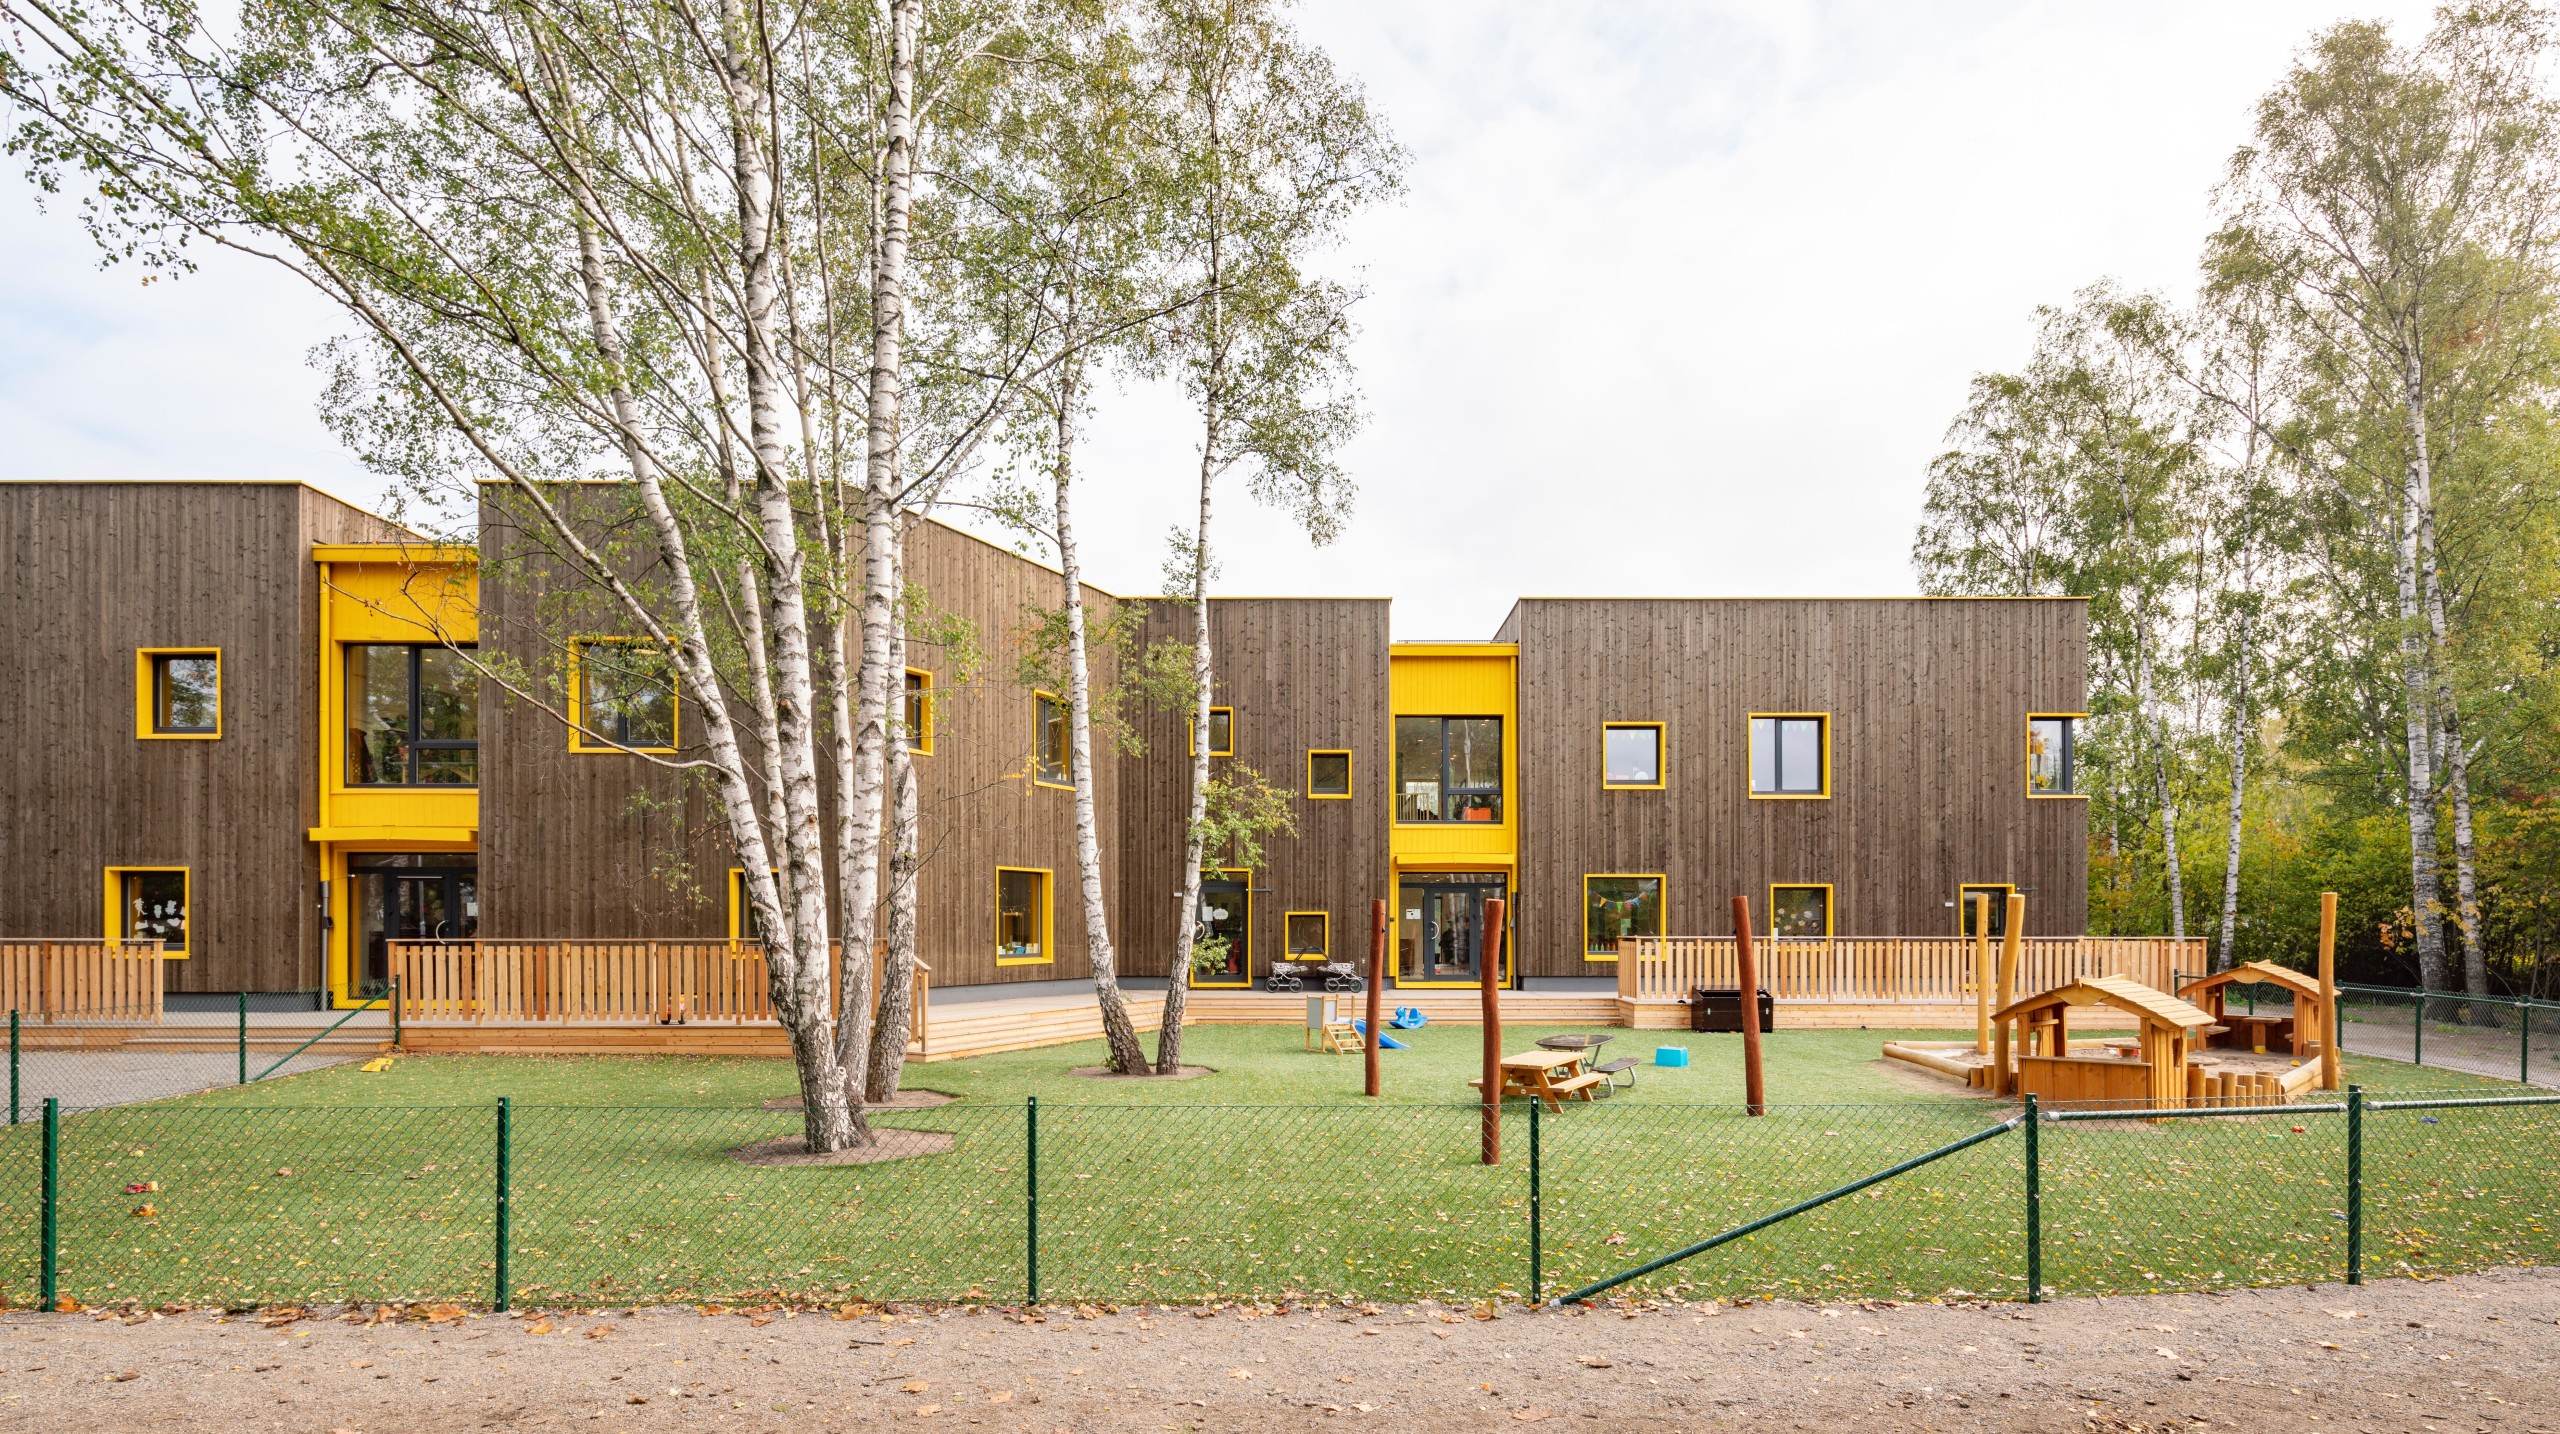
left=2, top=1269, right=2554, bottom=1431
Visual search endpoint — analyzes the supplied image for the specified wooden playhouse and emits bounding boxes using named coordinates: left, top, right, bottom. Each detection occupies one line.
left=2175, top=960, right=2332, bottom=1059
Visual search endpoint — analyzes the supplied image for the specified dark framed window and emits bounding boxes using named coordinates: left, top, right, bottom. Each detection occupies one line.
left=2027, top=714, right=2080, bottom=796
left=346, top=643, right=479, bottom=785
left=1285, top=911, right=1329, bottom=958
left=903, top=669, right=934, bottom=755
left=1749, top=714, right=1828, bottom=797
left=1034, top=692, right=1071, bottom=787
left=1770, top=883, right=1833, bottom=938
left=145, top=651, right=220, bottom=735
left=1601, top=722, right=1664, bottom=788
left=111, top=867, right=190, bottom=958
left=1395, top=716, right=1502, bottom=823
left=1583, top=874, right=1663, bottom=960
left=570, top=639, right=676, bottom=752
left=996, top=867, right=1052, bottom=964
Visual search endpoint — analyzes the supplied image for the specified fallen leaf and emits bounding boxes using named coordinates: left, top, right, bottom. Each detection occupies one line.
left=524, top=1319, right=554, bottom=1336
left=110, top=1370, right=140, bottom=1383
left=986, top=1392, right=1012, bottom=1405
left=1577, top=1356, right=1612, bottom=1369
left=1511, top=1408, right=1553, bottom=1422
left=902, top=1381, right=930, bottom=1394
left=583, top=1324, right=615, bottom=1340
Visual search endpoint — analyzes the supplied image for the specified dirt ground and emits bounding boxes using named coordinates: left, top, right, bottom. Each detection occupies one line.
left=2, top=1270, right=2555, bottom=1432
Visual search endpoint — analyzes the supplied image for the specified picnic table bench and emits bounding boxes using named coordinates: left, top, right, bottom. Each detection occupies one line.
left=1468, top=1048, right=1608, bottom=1113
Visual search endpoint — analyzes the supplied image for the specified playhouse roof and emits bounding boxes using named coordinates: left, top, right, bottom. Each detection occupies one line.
left=2176, top=960, right=2323, bottom=1001
left=1992, top=974, right=2216, bottom=1031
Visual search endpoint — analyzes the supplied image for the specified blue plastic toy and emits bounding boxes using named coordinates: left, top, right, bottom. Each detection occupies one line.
left=1653, top=1045, right=1689, bottom=1068
left=1351, top=1018, right=1407, bottom=1050
left=1389, top=1006, right=1427, bottom=1030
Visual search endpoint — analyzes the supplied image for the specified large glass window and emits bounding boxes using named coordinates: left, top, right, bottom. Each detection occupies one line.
left=1601, top=722, right=1663, bottom=788
left=1395, top=716, right=1502, bottom=822
left=2028, top=714, right=2079, bottom=796
left=570, top=639, right=676, bottom=752
left=1749, top=714, right=1828, bottom=797
left=346, top=643, right=480, bottom=784
left=111, top=867, right=190, bottom=958
left=996, top=867, right=1052, bottom=965
left=1583, top=874, right=1663, bottom=960
left=1034, top=692, right=1071, bottom=787
left=144, top=651, right=220, bottom=736
left=1770, top=883, right=1833, bottom=938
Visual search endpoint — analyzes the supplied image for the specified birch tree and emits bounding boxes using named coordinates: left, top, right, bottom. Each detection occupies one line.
left=1141, top=0, right=1400, bottom=1073
left=2214, top=3, right=2560, bottom=997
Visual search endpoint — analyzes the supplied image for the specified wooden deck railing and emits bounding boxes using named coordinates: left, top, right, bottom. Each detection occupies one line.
left=1614, top=935, right=2203, bottom=1005
left=0, top=939, right=167, bottom=1021
left=387, top=939, right=929, bottom=1044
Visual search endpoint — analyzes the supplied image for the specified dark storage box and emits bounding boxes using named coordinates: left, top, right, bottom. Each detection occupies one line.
left=1687, top=985, right=1773, bottom=1034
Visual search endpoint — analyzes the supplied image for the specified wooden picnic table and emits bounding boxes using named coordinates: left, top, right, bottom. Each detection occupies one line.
left=2221, top=1012, right=2294, bottom=1054
left=1471, top=1048, right=1609, bottom=1113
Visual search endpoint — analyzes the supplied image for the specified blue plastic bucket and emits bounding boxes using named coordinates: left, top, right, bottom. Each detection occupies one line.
left=1653, top=1045, right=1689, bottom=1068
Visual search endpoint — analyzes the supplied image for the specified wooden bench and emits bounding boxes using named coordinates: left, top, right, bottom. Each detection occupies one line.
left=1547, top=1072, right=1608, bottom=1103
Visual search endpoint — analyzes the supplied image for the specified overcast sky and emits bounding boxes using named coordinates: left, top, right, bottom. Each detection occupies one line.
left=2, top=0, right=2440, bottom=638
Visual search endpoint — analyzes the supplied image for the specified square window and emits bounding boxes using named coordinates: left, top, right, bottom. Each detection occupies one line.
left=1770, top=883, right=1832, bottom=938
left=1034, top=692, right=1071, bottom=787
left=1749, top=714, right=1828, bottom=797
left=138, top=649, right=220, bottom=738
left=2027, top=714, right=2080, bottom=796
left=1307, top=749, right=1353, bottom=798
left=903, top=670, right=935, bottom=756
left=1959, top=884, right=2013, bottom=938
left=1583, top=874, right=1663, bottom=960
left=1285, top=911, right=1329, bottom=959
left=997, top=868, right=1052, bottom=964
left=109, top=867, right=190, bottom=958
left=1601, top=722, right=1663, bottom=788
left=571, top=639, right=677, bottom=752
left=1396, top=716, right=1503, bottom=822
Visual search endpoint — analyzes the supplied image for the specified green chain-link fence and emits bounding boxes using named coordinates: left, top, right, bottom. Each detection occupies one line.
left=3, top=1090, right=2553, bottom=1313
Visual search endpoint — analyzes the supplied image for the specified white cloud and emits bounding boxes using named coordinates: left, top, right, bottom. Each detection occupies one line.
left=1, top=0, right=2441, bottom=635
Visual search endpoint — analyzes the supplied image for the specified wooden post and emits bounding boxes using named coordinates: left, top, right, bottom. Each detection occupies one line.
left=1480, top=897, right=1506, bottom=1164
left=1991, top=894, right=2026, bottom=1095
left=1971, top=894, right=1992, bottom=1055
left=2317, top=890, right=2341, bottom=1091
left=1365, top=899, right=1386, bottom=1098
left=1730, top=894, right=1766, bottom=1116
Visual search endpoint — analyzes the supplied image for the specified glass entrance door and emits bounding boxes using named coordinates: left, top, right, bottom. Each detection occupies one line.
left=350, top=854, right=478, bottom=998
left=1192, top=873, right=1252, bottom=987
left=1396, top=872, right=1509, bottom=986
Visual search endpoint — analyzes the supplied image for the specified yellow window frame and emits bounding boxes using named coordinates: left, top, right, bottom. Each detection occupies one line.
left=1031, top=690, right=1072, bottom=790
left=1957, top=882, right=2016, bottom=938
left=1768, top=881, right=1836, bottom=939
left=1306, top=748, right=1354, bottom=799
left=103, top=865, right=191, bottom=959
left=1191, top=867, right=1254, bottom=987
left=1189, top=706, right=1236, bottom=758
left=903, top=668, right=936, bottom=756
left=135, top=647, right=222, bottom=740
left=1747, top=711, right=1832, bottom=800
left=1582, top=871, right=1665, bottom=963
left=2025, top=711, right=2087, bottom=799
left=1283, top=909, right=1330, bottom=961
left=1600, top=720, right=1666, bottom=790
left=726, top=867, right=783, bottom=947
left=567, top=636, right=680, bottom=754
left=995, top=866, right=1055, bottom=966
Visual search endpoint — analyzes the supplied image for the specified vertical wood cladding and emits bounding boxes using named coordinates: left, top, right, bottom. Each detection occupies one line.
left=476, top=493, right=1123, bottom=989
left=1114, top=599, right=1393, bottom=979
left=0, top=482, right=396, bottom=994
left=1509, top=599, right=2088, bottom=977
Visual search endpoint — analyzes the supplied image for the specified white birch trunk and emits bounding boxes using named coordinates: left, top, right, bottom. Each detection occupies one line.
left=2394, top=352, right=2451, bottom=995
left=868, top=623, right=921, bottom=1097
left=2416, top=501, right=2487, bottom=998
left=1158, top=432, right=1219, bottom=1074
left=2213, top=606, right=2254, bottom=971
left=2134, top=627, right=2186, bottom=941
left=1051, top=352, right=1151, bottom=1074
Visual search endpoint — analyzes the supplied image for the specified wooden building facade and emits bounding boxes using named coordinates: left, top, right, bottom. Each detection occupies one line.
left=0, top=480, right=2090, bottom=1003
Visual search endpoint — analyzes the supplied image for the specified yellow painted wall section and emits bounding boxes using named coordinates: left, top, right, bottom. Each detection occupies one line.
left=1387, top=643, right=1518, bottom=869
left=316, top=551, right=481, bottom=837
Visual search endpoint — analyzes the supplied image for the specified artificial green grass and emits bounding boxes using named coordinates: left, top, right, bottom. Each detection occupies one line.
left=1, top=1025, right=2545, bottom=1312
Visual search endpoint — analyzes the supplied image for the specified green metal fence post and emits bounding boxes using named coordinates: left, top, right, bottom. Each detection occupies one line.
left=2413, top=994, right=2424, bottom=1069
left=2022, top=1094, right=2043, bottom=1303
left=2522, top=1001, right=2533, bottom=1086
left=1528, top=1097, right=1542, bottom=1304
left=390, top=977, right=403, bottom=1050
left=9, top=1009, right=18, bottom=1126
left=40, top=1097, right=60, bottom=1310
left=494, top=1096, right=512, bottom=1312
left=1024, top=1095, right=1039, bottom=1305
left=236, top=992, right=248, bottom=1085
left=2345, top=1084, right=2364, bottom=1286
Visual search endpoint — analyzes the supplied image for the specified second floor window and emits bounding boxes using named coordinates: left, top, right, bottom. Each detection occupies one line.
left=2028, top=714, right=2080, bottom=795
left=903, top=669, right=934, bottom=755
left=571, top=639, right=678, bottom=752
left=1034, top=692, right=1071, bottom=787
left=347, top=643, right=479, bottom=785
left=1749, top=714, right=1828, bottom=797
left=1395, top=716, right=1502, bottom=822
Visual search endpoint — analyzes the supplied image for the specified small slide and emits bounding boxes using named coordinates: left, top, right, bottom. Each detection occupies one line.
left=1351, top=1018, right=1408, bottom=1050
